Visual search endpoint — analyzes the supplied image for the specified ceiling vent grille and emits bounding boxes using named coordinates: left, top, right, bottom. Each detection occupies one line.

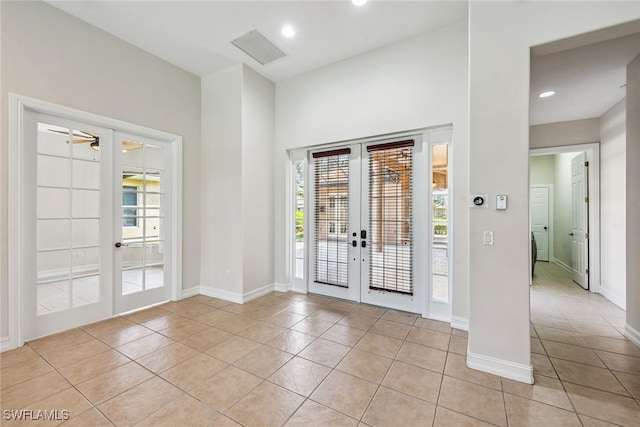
left=231, top=30, right=287, bottom=65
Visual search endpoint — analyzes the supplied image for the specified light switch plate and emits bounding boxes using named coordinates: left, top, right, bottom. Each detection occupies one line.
left=496, top=195, right=507, bottom=210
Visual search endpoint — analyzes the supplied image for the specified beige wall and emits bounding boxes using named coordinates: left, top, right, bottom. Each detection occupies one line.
left=1, top=1, right=201, bottom=339
left=530, top=119, right=600, bottom=149
left=468, top=1, right=639, bottom=381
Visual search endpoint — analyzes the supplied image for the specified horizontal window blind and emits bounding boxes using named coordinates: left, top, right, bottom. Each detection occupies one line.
left=313, top=149, right=350, bottom=287
left=368, top=141, right=413, bottom=295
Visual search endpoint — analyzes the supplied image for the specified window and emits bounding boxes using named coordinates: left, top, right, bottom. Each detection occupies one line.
left=122, top=186, right=138, bottom=227
left=294, top=160, right=305, bottom=279
left=431, top=144, right=449, bottom=302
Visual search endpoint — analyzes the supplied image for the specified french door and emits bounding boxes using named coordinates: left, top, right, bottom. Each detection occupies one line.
left=308, top=137, right=424, bottom=313
left=22, top=111, right=173, bottom=340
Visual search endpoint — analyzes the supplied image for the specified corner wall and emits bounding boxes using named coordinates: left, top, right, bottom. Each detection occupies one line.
left=626, top=53, right=640, bottom=345
left=600, top=100, right=626, bottom=308
left=0, top=1, right=201, bottom=340
left=467, top=1, right=639, bottom=382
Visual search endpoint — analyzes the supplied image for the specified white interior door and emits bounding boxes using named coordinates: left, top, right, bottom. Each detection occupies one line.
left=114, top=131, right=172, bottom=313
left=571, top=152, right=589, bottom=289
left=531, top=187, right=550, bottom=262
left=23, top=112, right=113, bottom=340
left=308, top=137, right=423, bottom=313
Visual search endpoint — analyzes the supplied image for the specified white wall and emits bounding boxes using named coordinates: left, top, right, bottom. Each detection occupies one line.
left=201, top=65, right=244, bottom=294
left=530, top=119, right=600, bottom=149
left=275, top=20, right=469, bottom=322
left=1, top=1, right=201, bottom=339
left=600, top=100, right=627, bottom=308
left=241, top=67, right=276, bottom=294
left=200, top=64, right=276, bottom=298
left=530, top=156, right=554, bottom=185
left=467, top=1, right=639, bottom=382
left=626, top=54, right=640, bottom=343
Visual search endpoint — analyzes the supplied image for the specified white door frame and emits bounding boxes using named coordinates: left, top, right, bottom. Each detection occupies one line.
left=529, top=143, right=600, bottom=293
left=7, top=93, right=183, bottom=350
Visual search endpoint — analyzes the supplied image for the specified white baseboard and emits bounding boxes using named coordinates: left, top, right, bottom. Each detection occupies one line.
left=552, top=258, right=571, bottom=273
left=451, top=316, right=469, bottom=331
left=274, top=282, right=291, bottom=293
left=1, top=336, right=16, bottom=352
left=242, top=284, right=275, bottom=303
left=467, top=351, right=533, bottom=384
left=599, top=286, right=626, bottom=310
left=180, top=286, right=200, bottom=299
left=200, top=283, right=275, bottom=304
left=624, top=324, right=640, bottom=349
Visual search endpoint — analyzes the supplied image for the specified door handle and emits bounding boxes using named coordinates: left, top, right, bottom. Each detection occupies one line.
left=352, top=240, right=357, bottom=247
left=568, top=233, right=574, bottom=236
left=114, top=241, right=129, bottom=248
left=361, top=241, right=367, bottom=248
left=544, top=226, right=548, bottom=230
left=361, top=230, right=367, bottom=239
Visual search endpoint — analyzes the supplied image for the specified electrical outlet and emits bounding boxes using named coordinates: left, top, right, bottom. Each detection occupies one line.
left=483, top=231, right=494, bottom=246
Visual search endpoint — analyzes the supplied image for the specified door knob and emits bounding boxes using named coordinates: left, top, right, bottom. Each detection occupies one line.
left=568, top=233, right=574, bottom=236
left=544, top=226, right=548, bottom=230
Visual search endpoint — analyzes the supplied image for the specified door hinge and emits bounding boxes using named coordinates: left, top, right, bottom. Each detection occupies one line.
left=585, top=232, right=590, bottom=239
left=585, top=161, right=589, bottom=167
left=585, top=196, right=589, bottom=203
left=586, top=268, right=590, bottom=275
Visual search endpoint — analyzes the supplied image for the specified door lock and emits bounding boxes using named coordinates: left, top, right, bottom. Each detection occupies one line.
left=361, top=230, right=367, bottom=239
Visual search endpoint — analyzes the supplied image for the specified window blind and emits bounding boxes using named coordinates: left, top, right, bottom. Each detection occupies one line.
left=313, top=149, right=350, bottom=287
left=368, top=140, right=414, bottom=295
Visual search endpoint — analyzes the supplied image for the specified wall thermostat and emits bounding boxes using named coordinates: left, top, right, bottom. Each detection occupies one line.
left=496, top=195, right=507, bottom=210
left=469, top=194, right=489, bottom=208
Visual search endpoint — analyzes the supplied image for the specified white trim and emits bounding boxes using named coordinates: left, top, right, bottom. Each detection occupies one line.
left=552, top=258, right=572, bottom=273
left=274, top=282, right=291, bottom=293
left=467, top=351, right=534, bottom=384
left=8, top=93, right=183, bottom=349
left=291, top=281, right=307, bottom=294
left=1, top=337, right=13, bottom=353
left=530, top=143, right=600, bottom=294
left=599, top=286, right=626, bottom=310
left=180, top=287, right=201, bottom=299
left=200, top=283, right=276, bottom=304
left=200, top=286, right=244, bottom=304
left=450, top=315, right=469, bottom=331
left=624, top=324, right=640, bottom=349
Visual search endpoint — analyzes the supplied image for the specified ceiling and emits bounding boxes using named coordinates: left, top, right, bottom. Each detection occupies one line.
left=47, top=1, right=639, bottom=126
left=530, top=20, right=640, bottom=126
left=47, top=0, right=468, bottom=82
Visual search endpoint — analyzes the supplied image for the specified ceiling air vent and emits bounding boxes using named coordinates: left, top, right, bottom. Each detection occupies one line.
left=231, top=30, right=287, bottom=65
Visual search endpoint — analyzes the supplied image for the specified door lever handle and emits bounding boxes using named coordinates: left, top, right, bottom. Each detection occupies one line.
left=568, top=233, right=574, bottom=236
left=114, top=242, right=129, bottom=248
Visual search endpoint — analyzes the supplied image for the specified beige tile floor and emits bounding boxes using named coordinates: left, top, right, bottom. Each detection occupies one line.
left=2, top=261, right=640, bottom=426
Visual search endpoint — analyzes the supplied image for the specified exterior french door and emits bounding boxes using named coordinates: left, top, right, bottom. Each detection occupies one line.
left=308, top=137, right=424, bottom=313
left=22, top=112, right=173, bottom=341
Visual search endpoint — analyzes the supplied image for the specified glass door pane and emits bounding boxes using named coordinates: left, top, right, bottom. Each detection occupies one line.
left=115, top=134, right=171, bottom=312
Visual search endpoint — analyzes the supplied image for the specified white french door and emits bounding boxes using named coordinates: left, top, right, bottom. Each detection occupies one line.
left=308, top=137, right=424, bottom=313
left=21, top=111, right=174, bottom=341
left=114, top=131, right=172, bottom=313
left=571, top=152, right=589, bottom=289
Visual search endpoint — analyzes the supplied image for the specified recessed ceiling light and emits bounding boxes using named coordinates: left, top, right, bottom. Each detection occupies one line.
left=281, top=25, right=295, bottom=38
left=538, top=90, right=556, bottom=98
left=353, top=0, right=367, bottom=6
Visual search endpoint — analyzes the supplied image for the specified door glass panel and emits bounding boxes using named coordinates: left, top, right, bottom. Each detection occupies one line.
left=294, top=160, right=305, bottom=279
left=314, top=152, right=350, bottom=287
left=72, top=190, right=100, bottom=218
left=37, top=156, right=70, bottom=187
left=120, top=138, right=166, bottom=295
left=368, top=144, right=413, bottom=295
left=37, top=188, right=69, bottom=218
left=36, top=122, right=102, bottom=316
left=72, top=159, right=100, bottom=189
left=432, top=144, right=449, bottom=302
left=37, top=220, right=70, bottom=251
